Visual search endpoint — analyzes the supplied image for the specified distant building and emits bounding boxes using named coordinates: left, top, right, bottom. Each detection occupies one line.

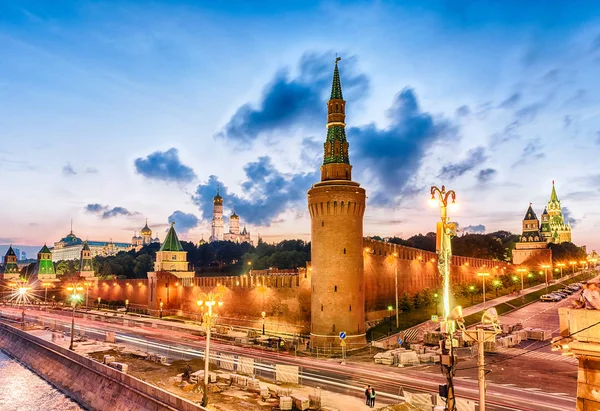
left=13, top=248, right=21, bottom=261
left=540, top=181, right=572, bottom=244
left=209, top=189, right=252, bottom=245
left=51, top=227, right=132, bottom=262
left=512, top=204, right=552, bottom=265
left=20, top=251, right=26, bottom=260
left=131, top=219, right=160, bottom=248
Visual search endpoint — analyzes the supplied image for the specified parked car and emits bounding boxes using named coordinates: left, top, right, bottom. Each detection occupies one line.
left=552, top=292, right=568, bottom=299
left=540, top=294, right=560, bottom=302
left=567, top=284, right=582, bottom=291
left=560, top=288, right=575, bottom=295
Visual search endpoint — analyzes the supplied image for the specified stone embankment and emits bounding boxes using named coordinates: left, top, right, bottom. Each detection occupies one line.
left=0, top=323, right=205, bottom=411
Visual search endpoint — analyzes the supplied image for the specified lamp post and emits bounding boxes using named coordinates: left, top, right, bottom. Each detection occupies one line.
left=159, top=300, right=163, bottom=319
left=556, top=263, right=565, bottom=279
left=387, top=305, right=393, bottom=333
left=261, top=311, right=266, bottom=335
left=453, top=306, right=501, bottom=411
left=84, top=282, right=90, bottom=310
left=579, top=261, right=587, bottom=275
left=477, top=272, right=490, bottom=308
left=433, top=293, right=439, bottom=316
left=97, top=297, right=101, bottom=310
left=42, top=282, right=52, bottom=303
left=429, top=184, right=458, bottom=411
left=516, top=268, right=527, bottom=302
left=569, top=261, right=576, bottom=274
left=541, top=265, right=550, bottom=291
left=392, top=253, right=399, bottom=329
left=125, top=299, right=129, bottom=314
left=67, top=284, right=83, bottom=351
left=197, top=292, right=223, bottom=407
left=18, top=284, right=31, bottom=329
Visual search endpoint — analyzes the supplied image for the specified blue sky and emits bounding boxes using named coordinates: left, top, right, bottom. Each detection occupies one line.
left=2, top=0, right=600, bottom=251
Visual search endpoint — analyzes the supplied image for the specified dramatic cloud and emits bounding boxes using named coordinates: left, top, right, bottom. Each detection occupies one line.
left=477, top=168, right=497, bottom=184
left=438, top=146, right=487, bottom=179
left=85, top=204, right=138, bottom=219
left=62, top=163, right=77, bottom=176
left=513, top=139, right=544, bottom=167
left=562, top=206, right=579, bottom=228
left=216, top=53, right=369, bottom=146
left=498, top=93, right=521, bottom=109
left=455, top=105, right=471, bottom=117
left=192, top=157, right=318, bottom=226
left=350, top=88, right=457, bottom=205
left=462, top=224, right=486, bottom=234
left=134, top=148, right=196, bottom=183
left=300, top=136, right=322, bottom=168
left=168, top=211, right=200, bottom=234
left=491, top=101, right=545, bottom=146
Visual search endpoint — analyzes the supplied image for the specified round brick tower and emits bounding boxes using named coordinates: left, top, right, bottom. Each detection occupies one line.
left=308, top=58, right=366, bottom=350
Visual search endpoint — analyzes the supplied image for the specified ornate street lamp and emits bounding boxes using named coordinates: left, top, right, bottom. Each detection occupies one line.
left=197, top=292, right=223, bottom=407
left=66, top=283, right=83, bottom=350
left=41, top=282, right=53, bottom=303
left=429, top=185, right=458, bottom=411
left=541, top=264, right=551, bottom=291
left=556, top=263, right=565, bottom=279
left=261, top=311, right=266, bottom=335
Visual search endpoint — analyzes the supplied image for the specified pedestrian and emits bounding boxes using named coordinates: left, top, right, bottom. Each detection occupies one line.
left=364, top=385, right=370, bottom=406
left=370, top=387, right=376, bottom=408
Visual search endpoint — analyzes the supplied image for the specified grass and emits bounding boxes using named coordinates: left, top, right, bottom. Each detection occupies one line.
left=367, top=271, right=596, bottom=341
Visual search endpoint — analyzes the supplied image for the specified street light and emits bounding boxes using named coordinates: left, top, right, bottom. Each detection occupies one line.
left=197, top=292, right=223, bottom=407
left=556, top=263, right=565, bottom=279
left=17, top=283, right=31, bottom=329
left=261, top=311, right=266, bottom=335
left=97, top=297, right=101, bottom=310
left=516, top=268, right=527, bottom=302
left=66, top=285, right=83, bottom=350
left=159, top=300, right=163, bottom=319
left=477, top=272, right=490, bottom=308
left=387, top=305, right=393, bottom=333
left=569, top=261, right=577, bottom=274
left=541, top=265, right=550, bottom=291
left=433, top=293, right=439, bottom=316
left=429, top=184, right=458, bottom=411
left=41, top=282, right=53, bottom=303
left=125, top=299, right=129, bottom=314
left=452, top=306, right=501, bottom=411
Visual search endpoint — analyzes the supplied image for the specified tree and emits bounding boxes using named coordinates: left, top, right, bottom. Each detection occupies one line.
left=548, top=242, right=587, bottom=263
left=413, top=291, right=424, bottom=309
left=133, top=254, right=154, bottom=278
left=491, top=278, right=503, bottom=297
left=399, top=293, right=412, bottom=312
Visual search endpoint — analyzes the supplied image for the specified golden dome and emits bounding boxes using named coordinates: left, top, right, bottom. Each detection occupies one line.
left=140, top=219, right=152, bottom=235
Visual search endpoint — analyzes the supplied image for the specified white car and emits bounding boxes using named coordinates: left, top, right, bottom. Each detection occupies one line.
left=540, top=294, right=560, bottom=302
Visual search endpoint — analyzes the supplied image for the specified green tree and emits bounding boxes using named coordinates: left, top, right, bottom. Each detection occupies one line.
left=491, top=278, right=503, bottom=297
left=399, top=293, right=412, bottom=312
left=133, top=254, right=154, bottom=278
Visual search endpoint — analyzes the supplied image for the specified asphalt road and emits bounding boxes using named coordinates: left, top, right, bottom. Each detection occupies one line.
left=0, top=307, right=576, bottom=411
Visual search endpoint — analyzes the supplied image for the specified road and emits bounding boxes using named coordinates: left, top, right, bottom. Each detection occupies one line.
left=0, top=306, right=576, bottom=411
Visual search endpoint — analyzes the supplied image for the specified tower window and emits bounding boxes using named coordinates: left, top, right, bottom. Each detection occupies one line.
left=349, top=305, right=352, bottom=312
left=343, top=248, right=346, bottom=254
left=322, top=221, right=324, bottom=227
left=334, top=286, right=337, bottom=292
left=321, top=304, right=323, bottom=311
left=333, top=324, right=336, bottom=332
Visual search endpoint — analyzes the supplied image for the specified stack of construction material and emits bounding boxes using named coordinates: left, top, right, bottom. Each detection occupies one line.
left=291, top=395, right=310, bottom=410
left=279, top=396, right=293, bottom=411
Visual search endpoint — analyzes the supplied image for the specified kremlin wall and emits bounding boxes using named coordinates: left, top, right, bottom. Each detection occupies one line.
left=88, top=237, right=510, bottom=335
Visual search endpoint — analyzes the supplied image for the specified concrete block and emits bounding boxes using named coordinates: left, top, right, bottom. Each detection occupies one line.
left=279, top=396, right=293, bottom=411
left=291, top=395, right=310, bottom=410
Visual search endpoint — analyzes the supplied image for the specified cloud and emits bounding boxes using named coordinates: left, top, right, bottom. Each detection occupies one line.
left=350, top=88, right=457, bottom=205
left=563, top=115, right=573, bottom=128
left=490, top=101, right=545, bottom=147
left=168, top=211, right=200, bottom=234
left=134, top=148, right=196, bottom=183
left=216, top=52, right=369, bottom=147
left=62, top=163, right=77, bottom=176
left=438, top=146, right=487, bottom=179
left=562, top=207, right=579, bottom=228
left=455, top=105, right=471, bottom=117
left=85, top=167, right=98, bottom=174
left=462, top=224, right=486, bottom=234
left=477, top=168, right=497, bottom=184
left=512, top=138, right=544, bottom=167
left=300, top=136, right=322, bottom=168
left=498, top=93, right=521, bottom=109
left=192, top=157, right=318, bottom=226
left=85, top=204, right=138, bottom=219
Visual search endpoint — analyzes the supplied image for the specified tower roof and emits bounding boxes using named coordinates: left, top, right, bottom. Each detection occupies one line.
left=523, top=203, right=538, bottom=220
left=550, top=180, right=559, bottom=202
left=160, top=222, right=184, bottom=252
left=213, top=187, right=223, bottom=204
left=330, top=57, right=343, bottom=100
left=39, top=244, right=51, bottom=254
left=542, top=207, right=548, bottom=215
left=5, top=245, right=16, bottom=257
left=231, top=206, right=239, bottom=219
left=82, top=241, right=90, bottom=251
left=140, top=218, right=152, bottom=235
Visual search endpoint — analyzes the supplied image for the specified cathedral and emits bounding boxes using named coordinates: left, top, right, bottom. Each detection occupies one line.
left=512, top=181, right=571, bottom=265
left=540, top=181, right=572, bottom=244
left=209, top=189, right=252, bottom=244
left=131, top=219, right=161, bottom=248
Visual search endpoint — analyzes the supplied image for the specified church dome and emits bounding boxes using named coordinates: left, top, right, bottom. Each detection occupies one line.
left=60, top=230, right=82, bottom=245
left=140, top=219, right=152, bottom=235
left=214, top=189, right=223, bottom=204
left=230, top=207, right=239, bottom=219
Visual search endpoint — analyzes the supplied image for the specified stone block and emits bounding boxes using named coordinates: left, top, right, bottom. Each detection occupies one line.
left=291, top=395, right=310, bottom=410
left=279, top=396, right=293, bottom=411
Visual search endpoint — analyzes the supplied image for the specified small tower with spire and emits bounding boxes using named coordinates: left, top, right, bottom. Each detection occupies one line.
left=307, top=57, right=367, bottom=350
left=2, top=245, right=20, bottom=279
left=542, top=181, right=572, bottom=243
left=210, top=187, right=224, bottom=242
left=79, top=241, right=96, bottom=280
left=229, top=207, right=240, bottom=235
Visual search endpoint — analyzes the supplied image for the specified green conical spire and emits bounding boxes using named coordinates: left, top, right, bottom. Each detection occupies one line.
left=37, top=244, right=55, bottom=275
left=550, top=180, right=559, bottom=202
left=160, top=222, right=184, bottom=252
left=39, top=244, right=51, bottom=254
left=524, top=203, right=537, bottom=221
left=330, top=57, right=343, bottom=100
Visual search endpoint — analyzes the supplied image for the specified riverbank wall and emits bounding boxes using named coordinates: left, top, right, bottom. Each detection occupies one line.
left=0, top=323, right=205, bottom=411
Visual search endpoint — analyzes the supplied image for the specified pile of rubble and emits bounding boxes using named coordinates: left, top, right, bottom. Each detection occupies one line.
left=374, top=344, right=441, bottom=366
